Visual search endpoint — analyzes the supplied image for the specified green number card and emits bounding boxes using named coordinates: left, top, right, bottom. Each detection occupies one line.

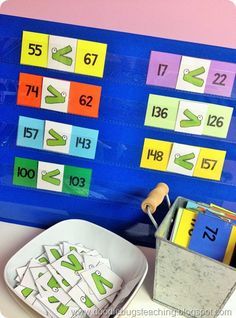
left=203, top=104, right=233, bottom=138
left=13, top=157, right=38, bottom=188
left=62, top=166, right=92, bottom=197
left=144, top=94, right=179, bottom=130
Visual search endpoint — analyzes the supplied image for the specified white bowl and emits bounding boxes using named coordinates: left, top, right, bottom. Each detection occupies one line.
left=4, top=219, right=148, bottom=317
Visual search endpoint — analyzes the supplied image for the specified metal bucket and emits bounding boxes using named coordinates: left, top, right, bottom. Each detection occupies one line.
left=143, top=191, right=236, bottom=318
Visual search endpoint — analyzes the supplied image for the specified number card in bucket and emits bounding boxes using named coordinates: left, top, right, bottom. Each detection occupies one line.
left=170, top=199, right=236, bottom=265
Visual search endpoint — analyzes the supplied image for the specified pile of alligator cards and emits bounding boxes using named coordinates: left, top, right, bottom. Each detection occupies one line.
left=14, top=241, right=123, bottom=318
left=170, top=200, right=236, bottom=267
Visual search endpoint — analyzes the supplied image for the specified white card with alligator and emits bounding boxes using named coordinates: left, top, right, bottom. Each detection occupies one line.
left=44, top=245, right=63, bottom=263
left=80, top=263, right=123, bottom=301
left=51, top=250, right=84, bottom=286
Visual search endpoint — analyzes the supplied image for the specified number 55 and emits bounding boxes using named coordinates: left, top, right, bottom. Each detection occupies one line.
left=28, top=43, right=42, bottom=56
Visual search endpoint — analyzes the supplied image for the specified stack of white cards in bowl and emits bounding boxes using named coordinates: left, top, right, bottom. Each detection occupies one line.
left=14, top=241, right=123, bottom=318
left=4, top=220, right=148, bottom=318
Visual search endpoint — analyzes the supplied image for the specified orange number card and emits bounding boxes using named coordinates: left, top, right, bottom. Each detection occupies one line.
left=68, top=82, right=102, bottom=118
left=17, top=73, right=43, bottom=108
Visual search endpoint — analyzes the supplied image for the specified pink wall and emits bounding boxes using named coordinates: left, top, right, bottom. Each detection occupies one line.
left=1, top=0, right=236, bottom=48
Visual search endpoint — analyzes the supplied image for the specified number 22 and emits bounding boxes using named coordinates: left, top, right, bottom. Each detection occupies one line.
left=212, top=73, right=226, bottom=86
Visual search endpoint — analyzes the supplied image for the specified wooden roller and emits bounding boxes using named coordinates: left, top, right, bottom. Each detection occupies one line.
left=141, top=183, right=169, bottom=214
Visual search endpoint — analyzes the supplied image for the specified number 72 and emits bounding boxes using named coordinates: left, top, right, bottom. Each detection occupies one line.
left=203, top=226, right=218, bottom=241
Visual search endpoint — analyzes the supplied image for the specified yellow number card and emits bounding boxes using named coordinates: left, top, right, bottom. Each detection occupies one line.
left=223, top=226, right=236, bottom=265
left=20, top=31, right=49, bottom=68
left=140, top=138, right=172, bottom=171
left=194, top=148, right=226, bottom=180
left=173, top=209, right=198, bottom=248
left=75, top=40, right=107, bottom=78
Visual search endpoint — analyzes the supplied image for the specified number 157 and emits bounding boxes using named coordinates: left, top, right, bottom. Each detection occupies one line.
left=201, top=159, right=217, bottom=170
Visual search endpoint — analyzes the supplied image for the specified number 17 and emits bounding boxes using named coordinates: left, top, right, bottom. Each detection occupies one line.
left=157, top=64, right=168, bottom=76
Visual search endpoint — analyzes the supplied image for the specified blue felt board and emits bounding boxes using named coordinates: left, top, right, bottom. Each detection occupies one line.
left=0, top=14, right=236, bottom=247
left=189, top=212, right=232, bottom=261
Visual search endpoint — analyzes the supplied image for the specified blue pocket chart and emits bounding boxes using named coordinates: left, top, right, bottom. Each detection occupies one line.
left=0, top=14, right=236, bottom=247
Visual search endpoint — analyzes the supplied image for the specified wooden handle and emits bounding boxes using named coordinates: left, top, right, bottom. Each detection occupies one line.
left=141, top=183, right=169, bottom=214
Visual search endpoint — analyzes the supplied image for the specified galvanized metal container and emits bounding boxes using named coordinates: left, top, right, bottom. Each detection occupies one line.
left=153, top=196, right=236, bottom=318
